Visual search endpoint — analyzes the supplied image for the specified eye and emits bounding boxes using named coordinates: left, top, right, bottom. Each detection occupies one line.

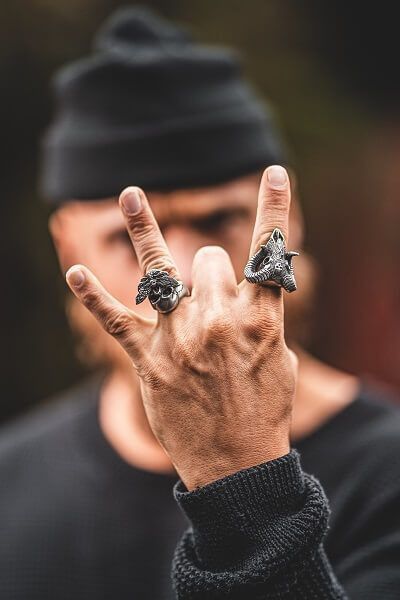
left=192, top=209, right=246, bottom=234
left=107, top=228, right=131, bottom=247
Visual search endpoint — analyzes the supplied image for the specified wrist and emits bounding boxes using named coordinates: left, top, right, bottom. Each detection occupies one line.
left=179, top=437, right=291, bottom=490
left=173, top=450, right=330, bottom=587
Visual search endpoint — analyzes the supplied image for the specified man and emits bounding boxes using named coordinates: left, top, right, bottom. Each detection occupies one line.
left=1, top=6, right=400, bottom=600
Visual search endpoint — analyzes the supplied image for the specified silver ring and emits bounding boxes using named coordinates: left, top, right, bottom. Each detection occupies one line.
left=244, top=228, right=299, bottom=292
left=135, top=269, right=190, bottom=314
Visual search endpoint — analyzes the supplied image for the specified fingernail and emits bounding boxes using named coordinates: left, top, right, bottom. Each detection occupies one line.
left=267, top=165, right=287, bottom=189
left=67, top=267, right=85, bottom=289
left=121, top=188, right=142, bottom=215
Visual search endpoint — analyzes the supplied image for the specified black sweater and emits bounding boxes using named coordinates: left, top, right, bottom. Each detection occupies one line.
left=0, top=378, right=399, bottom=599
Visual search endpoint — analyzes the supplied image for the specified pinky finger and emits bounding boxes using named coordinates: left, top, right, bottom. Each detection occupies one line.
left=66, top=265, right=149, bottom=353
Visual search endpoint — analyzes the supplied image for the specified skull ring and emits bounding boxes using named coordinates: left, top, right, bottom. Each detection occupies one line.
left=136, top=269, right=190, bottom=314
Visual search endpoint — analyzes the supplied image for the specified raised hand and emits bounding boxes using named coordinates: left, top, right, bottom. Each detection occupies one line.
left=66, top=165, right=297, bottom=490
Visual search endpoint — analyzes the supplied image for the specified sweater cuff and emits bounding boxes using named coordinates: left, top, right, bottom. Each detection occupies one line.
left=173, top=450, right=329, bottom=573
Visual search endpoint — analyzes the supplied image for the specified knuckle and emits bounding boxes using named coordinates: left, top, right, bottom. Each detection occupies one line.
left=194, top=245, right=229, bottom=269
left=196, top=245, right=228, bottom=259
left=266, top=186, right=290, bottom=209
left=244, top=304, right=283, bottom=343
left=203, top=312, right=234, bottom=340
left=145, top=255, right=178, bottom=277
left=79, top=288, right=133, bottom=340
left=103, top=309, right=132, bottom=338
left=129, top=220, right=176, bottom=276
left=172, top=341, right=199, bottom=371
left=81, top=288, right=102, bottom=311
left=127, top=216, right=163, bottom=255
left=242, top=315, right=264, bottom=339
left=127, top=213, right=152, bottom=236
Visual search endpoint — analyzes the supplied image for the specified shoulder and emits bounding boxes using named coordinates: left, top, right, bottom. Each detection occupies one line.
left=324, top=385, right=400, bottom=558
left=0, top=375, right=103, bottom=563
left=299, top=383, right=400, bottom=510
left=351, top=386, right=400, bottom=494
left=344, top=384, right=400, bottom=461
left=343, top=386, right=400, bottom=514
left=305, top=382, right=400, bottom=463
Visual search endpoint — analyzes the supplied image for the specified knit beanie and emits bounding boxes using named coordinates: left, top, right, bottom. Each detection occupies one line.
left=41, top=6, right=287, bottom=202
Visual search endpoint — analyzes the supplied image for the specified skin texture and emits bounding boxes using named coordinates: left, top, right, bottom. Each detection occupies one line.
left=64, top=166, right=296, bottom=489
left=50, top=169, right=359, bottom=484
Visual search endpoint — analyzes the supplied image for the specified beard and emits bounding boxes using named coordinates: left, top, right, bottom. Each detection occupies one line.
left=66, top=294, right=132, bottom=371
left=66, top=252, right=317, bottom=371
left=283, top=252, right=318, bottom=348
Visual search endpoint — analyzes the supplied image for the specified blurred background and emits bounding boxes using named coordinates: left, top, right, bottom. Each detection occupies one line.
left=1, top=0, right=399, bottom=424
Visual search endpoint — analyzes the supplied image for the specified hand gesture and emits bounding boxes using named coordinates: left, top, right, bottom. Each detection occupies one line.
left=66, top=166, right=297, bottom=490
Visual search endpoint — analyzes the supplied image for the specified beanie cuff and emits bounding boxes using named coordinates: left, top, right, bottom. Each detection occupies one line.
left=42, top=104, right=286, bottom=202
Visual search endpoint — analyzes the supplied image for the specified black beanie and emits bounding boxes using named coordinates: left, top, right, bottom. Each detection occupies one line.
left=41, top=7, right=287, bottom=202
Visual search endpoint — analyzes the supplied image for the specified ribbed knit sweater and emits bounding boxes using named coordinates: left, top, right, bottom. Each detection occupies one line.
left=172, top=386, right=400, bottom=599
left=173, top=451, right=345, bottom=598
left=0, top=379, right=399, bottom=599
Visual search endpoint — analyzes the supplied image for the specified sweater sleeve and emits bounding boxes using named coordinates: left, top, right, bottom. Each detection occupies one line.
left=172, top=450, right=347, bottom=599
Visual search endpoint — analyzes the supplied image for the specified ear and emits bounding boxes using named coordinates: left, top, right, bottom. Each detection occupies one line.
left=48, top=208, right=77, bottom=272
left=48, top=210, right=62, bottom=249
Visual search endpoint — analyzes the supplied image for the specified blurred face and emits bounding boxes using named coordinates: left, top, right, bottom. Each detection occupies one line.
left=49, top=172, right=309, bottom=368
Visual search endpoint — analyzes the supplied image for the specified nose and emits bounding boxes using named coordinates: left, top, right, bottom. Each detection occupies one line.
left=163, top=226, right=206, bottom=288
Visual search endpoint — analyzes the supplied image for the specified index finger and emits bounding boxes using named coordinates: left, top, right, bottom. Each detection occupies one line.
left=119, top=186, right=181, bottom=281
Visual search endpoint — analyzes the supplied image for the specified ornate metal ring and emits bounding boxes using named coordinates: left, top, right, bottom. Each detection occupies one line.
left=135, top=269, right=190, bottom=314
left=244, top=228, right=299, bottom=292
